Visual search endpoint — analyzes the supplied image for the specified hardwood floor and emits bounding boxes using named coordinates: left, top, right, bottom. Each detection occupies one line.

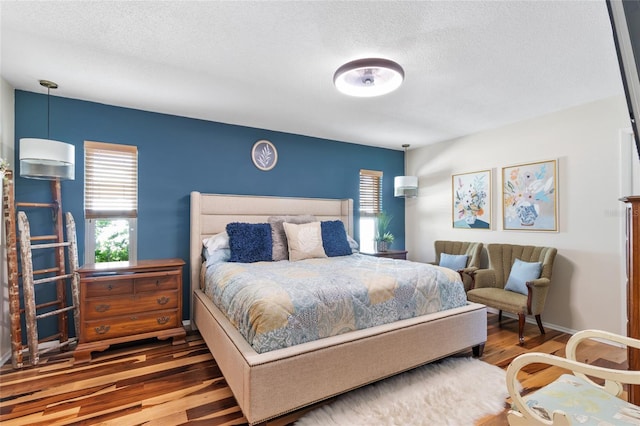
left=0, top=312, right=628, bottom=425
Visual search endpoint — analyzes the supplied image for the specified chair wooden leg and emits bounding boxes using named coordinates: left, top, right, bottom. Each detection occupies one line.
left=518, top=314, right=525, bottom=345
left=535, top=314, right=545, bottom=335
left=498, top=310, right=503, bottom=322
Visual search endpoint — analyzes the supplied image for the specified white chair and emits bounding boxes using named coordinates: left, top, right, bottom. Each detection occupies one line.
left=506, top=329, right=640, bottom=426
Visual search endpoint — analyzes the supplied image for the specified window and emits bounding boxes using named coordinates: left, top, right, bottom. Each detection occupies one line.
left=359, top=169, right=383, bottom=253
left=84, top=141, right=138, bottom=263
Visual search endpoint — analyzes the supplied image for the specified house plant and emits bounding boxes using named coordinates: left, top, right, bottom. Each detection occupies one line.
left=375, top=211, right=394, bottom=252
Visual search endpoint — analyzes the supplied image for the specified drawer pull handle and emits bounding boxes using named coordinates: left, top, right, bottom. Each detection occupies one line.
left=95, top=304, right=110, bottom=313
left=95, top=325, right=110, bottom=334
left=107, top=284, right=113, bottom=291
left=130, top=316, right=138, bottom=321
left=157, top=296, right=170, bottom=305
left=157, top=316, right=170, bottom=325
left=156, top=280, right=160, bottom=286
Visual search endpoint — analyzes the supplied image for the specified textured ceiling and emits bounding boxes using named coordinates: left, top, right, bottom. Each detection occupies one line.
left=0, top=1, right=625, bottom=150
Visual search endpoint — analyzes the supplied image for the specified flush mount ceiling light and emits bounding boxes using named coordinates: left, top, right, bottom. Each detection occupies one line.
left=20, top=80, right=75, bottom=180
left=333, top=58, right=404, bottom=97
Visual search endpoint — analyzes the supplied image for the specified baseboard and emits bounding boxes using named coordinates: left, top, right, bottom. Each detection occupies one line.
left=0, top=340, right=61, bottom=367
left=486, top=307, right=577, bottom=335
left=487, top=308, right=626, bottom=348
left=0, top=349, right=10, bottom=367
left=182, top=319, right=192, bottom=331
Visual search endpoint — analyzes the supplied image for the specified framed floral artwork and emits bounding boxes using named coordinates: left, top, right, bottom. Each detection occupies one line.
left=452, top=170, right=491, bottom=229
left=251, top=140, right=278, bottom=171
left=502, top=159, right=557, bottom=231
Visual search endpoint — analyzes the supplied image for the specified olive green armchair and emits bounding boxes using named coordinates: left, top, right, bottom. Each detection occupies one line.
left=466, top=243, right=557, bottom=345
left=430, top=240, right=483, bottom=291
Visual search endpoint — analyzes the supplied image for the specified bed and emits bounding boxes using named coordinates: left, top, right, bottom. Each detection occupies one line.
left=190, top=192, right=487, bottom=425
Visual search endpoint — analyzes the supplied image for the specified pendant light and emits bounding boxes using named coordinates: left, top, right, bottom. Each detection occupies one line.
left=394, top=144, right=418, bottom=198
left=19, top=80, right=75, bottom=180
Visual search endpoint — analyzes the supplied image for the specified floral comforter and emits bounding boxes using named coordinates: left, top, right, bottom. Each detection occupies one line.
left=203, top=253, right=467, bottom=353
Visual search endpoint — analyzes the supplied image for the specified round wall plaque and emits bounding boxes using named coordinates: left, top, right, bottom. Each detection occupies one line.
left=251, top=140, right=278, bottom=171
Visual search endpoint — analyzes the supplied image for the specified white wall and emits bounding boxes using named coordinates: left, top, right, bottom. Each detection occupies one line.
left=406, top=95, right=637, bottom=335
left=0, top=77, right=15, bottom=365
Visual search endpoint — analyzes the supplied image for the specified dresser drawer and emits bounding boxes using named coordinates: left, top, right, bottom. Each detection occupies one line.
left=135, top=274, right=179, bottom=292
left=83, top=309, right=180, bottom=342
left=84, top=290, right=179, bottom=319
left=85, top=279, right=134, bottom=297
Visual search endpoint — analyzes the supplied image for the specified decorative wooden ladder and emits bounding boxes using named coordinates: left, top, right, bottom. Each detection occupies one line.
left=3, top=170, right=80, bottom=367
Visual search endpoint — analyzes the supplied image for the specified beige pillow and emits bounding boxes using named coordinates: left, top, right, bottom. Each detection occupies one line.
left=269, top=215, right=316, bottom=261
left=283, top=221, right=327, bottom=261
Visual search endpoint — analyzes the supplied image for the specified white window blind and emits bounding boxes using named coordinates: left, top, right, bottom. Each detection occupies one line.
left=84, top=141, right=138, bottom=219
left=359, top=169, right=383, bottom=216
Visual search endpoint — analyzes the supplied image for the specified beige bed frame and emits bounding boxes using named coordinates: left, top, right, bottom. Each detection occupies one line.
left=190, top=192, right=487, bottom=425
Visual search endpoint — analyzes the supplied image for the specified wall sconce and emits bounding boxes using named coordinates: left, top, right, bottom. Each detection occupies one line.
left=394, top=144, right=418, bottom=198
left=19, top=80, right=75, bottom=180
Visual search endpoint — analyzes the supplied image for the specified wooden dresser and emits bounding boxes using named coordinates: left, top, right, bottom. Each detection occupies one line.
left=74, top=258, right=186, bottom=363
left=621, top=196, right=640, bottom=405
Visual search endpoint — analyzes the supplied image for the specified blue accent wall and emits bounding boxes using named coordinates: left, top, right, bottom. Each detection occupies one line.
left=14, top=90, right=405, bottom=324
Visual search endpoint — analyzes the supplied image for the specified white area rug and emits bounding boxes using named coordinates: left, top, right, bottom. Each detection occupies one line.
left=295, top=357, right=509, bottom=426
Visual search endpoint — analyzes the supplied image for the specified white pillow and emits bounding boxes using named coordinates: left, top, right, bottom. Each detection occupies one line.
left=347, top=235, right=359, bottom=253
left=283, top=221, right=327, bottom=261
left=202, top=232, right=229, bottom=257
left=205, top=248, right=230, bottom=265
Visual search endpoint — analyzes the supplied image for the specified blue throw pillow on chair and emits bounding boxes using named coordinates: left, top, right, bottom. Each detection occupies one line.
left=439, top=253, right=468, bottom=271
left=504, top=258, right=542, bottom=295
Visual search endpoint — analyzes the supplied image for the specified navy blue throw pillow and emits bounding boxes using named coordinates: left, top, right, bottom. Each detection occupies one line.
left=321, top=220, right=352, bottom=257
left=226, top=222, right=273, bottom=263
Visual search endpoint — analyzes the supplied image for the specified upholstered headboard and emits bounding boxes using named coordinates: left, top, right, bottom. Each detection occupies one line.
left=189, top=192, right=354, bottom=320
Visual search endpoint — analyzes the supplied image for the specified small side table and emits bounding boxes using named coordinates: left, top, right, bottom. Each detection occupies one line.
left=362, top=249, right=408, bottom=260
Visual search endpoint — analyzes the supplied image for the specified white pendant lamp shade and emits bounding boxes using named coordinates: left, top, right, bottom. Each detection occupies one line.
left=334, top=58, right=404, bottom=97
left=394, top=144, right=418, bottom=198
left=20, top=138, right=75, bottom=180
left=19, top=80, right=75, bottom=180
left=394, top=175, right=418, bottom=198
